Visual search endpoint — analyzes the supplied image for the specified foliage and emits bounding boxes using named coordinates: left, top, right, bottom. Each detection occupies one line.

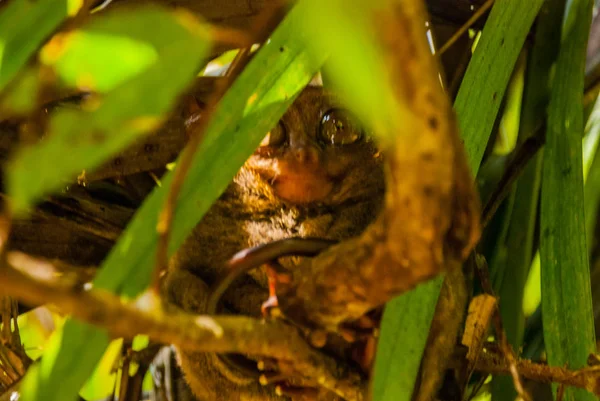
left=8, top=6, right=211, bottom=214
left=0, top=0, right=599, bottom=400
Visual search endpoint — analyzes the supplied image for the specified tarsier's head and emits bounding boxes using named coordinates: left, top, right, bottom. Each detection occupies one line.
left=240, top=86, right=384, bottom=207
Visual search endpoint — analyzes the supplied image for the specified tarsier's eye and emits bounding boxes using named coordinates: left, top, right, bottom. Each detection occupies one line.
left=319, top=109, right=362, bottom=146
left=260, top=122, right=286, bottom=147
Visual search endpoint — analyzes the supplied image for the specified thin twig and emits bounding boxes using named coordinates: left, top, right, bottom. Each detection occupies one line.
left=481, top=130, right=544, bottom=228
left=437, top=0, right=495, bottom=56
left=470, top=349, right=600, bottom=396
left=0, top=253, right=365, bottom=401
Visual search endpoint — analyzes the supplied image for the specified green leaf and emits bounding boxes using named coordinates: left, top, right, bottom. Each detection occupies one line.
left=79, top=339, right=122, bottom=401
left=371, top=277, right=444, bottom=401
left=20, top=321, right=110, bottom=401
left=0, top=0, right=77, bottom=91
left=40, top=31, right=158, bottom=92
left=6, top=6, right=211, bottom=214
left=0, top=67, right=42, bottom=115
left=494, top=53, right=526, bottom=155
left=19, top=2, right=330, bottom=401
left=455, top=0, right=545, bottom=173
left=540, top=0, right=597, bottom=399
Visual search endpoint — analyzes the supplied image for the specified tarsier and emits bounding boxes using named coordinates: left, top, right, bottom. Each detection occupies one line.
left=162, top=85, right=385, bottom=400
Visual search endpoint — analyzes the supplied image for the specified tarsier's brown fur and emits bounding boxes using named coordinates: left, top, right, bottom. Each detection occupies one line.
left=162, top=86, right=385, bottom=400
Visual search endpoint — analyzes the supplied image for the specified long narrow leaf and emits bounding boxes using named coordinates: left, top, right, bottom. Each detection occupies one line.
left=540, top=0, right=597, bottom=399
left=372, top=277, right=443, bottom=401
left=455, top=0, right=545, bottom=173
left=19, top=3, right=330, bottom=401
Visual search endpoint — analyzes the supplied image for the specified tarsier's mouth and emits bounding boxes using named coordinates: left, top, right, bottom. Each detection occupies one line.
left=271, top=173, right=335, bottom=204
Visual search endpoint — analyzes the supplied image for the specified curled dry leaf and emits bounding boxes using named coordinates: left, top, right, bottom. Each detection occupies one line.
left=277, top=0, right=480, bottom=331
left=461, top=293, right=497, bottom=386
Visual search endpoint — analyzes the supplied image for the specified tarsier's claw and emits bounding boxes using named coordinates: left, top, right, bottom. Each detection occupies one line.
left=261, top=295, right=281, bottom=318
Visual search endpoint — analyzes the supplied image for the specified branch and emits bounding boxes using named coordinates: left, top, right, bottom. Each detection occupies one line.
left=7, top=191, right=132, bottom=266
left=480, top=131, right=544, bottom=227
left=0, top=253, right=365, bottom=401
left=472, top=349, right=600, bottom=396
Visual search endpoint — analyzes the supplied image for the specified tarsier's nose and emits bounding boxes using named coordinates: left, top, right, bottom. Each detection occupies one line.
left=292, top=145, right=320, bottom=165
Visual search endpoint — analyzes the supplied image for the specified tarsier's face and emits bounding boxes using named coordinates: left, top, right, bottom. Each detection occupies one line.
left=243, top=86, right=384, bottom=206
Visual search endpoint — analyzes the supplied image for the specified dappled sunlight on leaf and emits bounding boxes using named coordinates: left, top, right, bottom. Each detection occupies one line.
left=7, top=6, right=211, bottom=214
left=40, top=31, right=158, bottom=92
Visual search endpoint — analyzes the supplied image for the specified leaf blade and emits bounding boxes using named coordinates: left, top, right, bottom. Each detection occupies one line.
left=540, top=0, right=597, bottom=399
left=372, top=277, right=444, bottom=401
left=455, top=0, right=545, bottom=173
